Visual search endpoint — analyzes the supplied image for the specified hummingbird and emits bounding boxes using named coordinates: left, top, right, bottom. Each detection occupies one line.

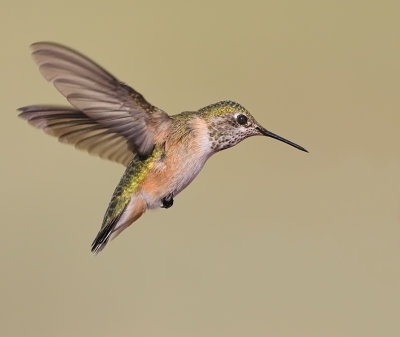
left=18, top=42, right=308, bottom=253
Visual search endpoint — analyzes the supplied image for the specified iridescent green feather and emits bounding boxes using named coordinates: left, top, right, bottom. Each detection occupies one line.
left=91, top=145, right=164, bottom=253
left=101, top=145, right=164, bottom=228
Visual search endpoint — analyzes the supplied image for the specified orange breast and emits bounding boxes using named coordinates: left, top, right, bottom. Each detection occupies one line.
left=140, top=116, right=211, bottom=205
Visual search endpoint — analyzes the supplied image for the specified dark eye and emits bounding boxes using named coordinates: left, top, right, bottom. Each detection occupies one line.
left=236, top=114, right=248, bottom=125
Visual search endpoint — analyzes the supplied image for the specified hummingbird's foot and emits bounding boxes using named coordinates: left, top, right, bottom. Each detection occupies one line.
left=161, top=194, right=174, bottom=209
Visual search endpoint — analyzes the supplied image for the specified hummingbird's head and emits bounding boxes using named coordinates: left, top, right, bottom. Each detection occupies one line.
left=199, top=100, right=308, bottom=153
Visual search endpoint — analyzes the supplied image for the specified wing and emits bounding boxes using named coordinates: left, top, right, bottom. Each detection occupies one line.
left=18, top=105, right=135, bottom=166
left=29, top=41, right=170, bottom=158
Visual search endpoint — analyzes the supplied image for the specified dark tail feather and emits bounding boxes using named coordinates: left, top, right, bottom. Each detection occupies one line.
left=91, top=221, right=115, bottom=254
left=91, top=207, right=126, bottom=254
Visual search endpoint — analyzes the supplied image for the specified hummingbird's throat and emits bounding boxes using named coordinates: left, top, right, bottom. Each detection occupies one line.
left=206, top=118, right=249, bottom=151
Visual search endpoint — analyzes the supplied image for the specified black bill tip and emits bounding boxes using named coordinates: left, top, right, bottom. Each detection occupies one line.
left=257, top=127, right=308, bottom=153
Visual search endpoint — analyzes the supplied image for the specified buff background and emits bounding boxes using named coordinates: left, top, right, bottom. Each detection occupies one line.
left=1, top=1, right=399, bottom=336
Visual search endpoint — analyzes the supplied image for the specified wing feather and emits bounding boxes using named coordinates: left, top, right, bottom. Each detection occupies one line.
left=29, top=42, right=171, bottom=157
left=18, top=105, right=135, bottom=166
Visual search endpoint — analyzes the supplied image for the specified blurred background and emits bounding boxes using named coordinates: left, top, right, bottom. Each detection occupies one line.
left=1, top=0, right=399, bottom=336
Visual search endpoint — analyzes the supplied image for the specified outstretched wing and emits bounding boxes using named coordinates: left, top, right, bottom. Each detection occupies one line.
left=18, top=105, right=135, bottom=166
left=29, top=41, right=170, bottom=158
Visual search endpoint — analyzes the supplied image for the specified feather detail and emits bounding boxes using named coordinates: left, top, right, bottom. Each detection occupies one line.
left=29, top=41, right=171, bottom=157
left=18, top=105, right=134, bottom=166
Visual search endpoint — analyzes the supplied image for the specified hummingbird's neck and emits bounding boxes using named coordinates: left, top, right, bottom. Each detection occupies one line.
left=191, top=116, right=215, bottom=157
left=169, top=113, right=215, bottom=157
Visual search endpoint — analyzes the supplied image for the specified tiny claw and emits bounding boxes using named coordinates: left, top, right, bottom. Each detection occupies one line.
left=161, top=194, right=174, bottom=209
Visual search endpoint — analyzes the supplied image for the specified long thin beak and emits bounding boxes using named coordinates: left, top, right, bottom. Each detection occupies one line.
left=257, top=126, right=308, bottom=152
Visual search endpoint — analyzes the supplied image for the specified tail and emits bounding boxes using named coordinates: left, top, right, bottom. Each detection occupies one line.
left=91, top=205, right=126, bottom=254
left=91, top=194, right=147, bottom=254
